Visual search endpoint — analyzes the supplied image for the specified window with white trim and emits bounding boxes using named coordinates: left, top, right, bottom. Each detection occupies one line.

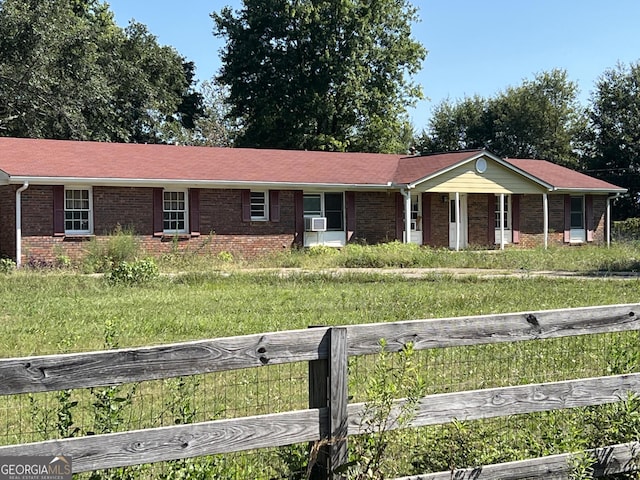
left=303, top=192, right=344, bottom=231
left=65, top=187, right=92, bottom=234
left=163, top=190, right=188, bottom=233
left=250, top=191, right=268, bottom=221
left=494, top=195, right=511, bottom=229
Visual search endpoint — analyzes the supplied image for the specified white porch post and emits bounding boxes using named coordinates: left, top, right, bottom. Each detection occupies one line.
left=499, top=193, right=505, bottom=251
left=455, top=192, right=460, bottom=251
left=543, top=193, right=549, bottom=249
left=606, top=196, right=611, bottom=247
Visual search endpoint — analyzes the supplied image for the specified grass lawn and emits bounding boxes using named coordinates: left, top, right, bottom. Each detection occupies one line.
left=1, top=268, right=639, bottom=357
left=2, top=244, right=640, bottom=478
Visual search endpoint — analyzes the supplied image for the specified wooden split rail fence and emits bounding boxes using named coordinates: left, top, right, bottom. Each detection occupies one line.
left=1, top=304, right=640, bottom=479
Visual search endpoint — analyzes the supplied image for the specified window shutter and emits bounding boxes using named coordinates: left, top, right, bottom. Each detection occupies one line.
left=586, top=195, right=594, bottom=242
left=269, top=190, right=280, bottom=222
left=487, top=194, right=495, bottom=244
left=512, top=194, right=520, bottom=244
left=421, top=193, right=431, bottom=245
left=346, top=191, right=356, bottom=242
left=395, top=193, right=404, bottom=241
left=294, top=190, right=304, bottom=246
left=153, top=188, right=163, bottom=236
left=53, top=185, right=65, bottom=236
left=563, top=195, right=571, bottom=243
left=241, top=189, right=251, bottom=222
left=189, top=188, right=200, bottom=235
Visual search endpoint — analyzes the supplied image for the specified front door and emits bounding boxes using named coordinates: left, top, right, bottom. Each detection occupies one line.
left=449, top=193, right=468, bottom=250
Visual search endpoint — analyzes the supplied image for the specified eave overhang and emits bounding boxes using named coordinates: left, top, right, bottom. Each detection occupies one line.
left=1, top=175, right=394, bottom=191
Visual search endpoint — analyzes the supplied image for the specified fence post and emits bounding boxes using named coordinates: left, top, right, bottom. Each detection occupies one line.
left=309, top=327, right=349, bottom=479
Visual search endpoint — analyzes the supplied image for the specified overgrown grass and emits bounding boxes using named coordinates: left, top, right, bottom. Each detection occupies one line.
left=153, top=241, right=640, bottom=274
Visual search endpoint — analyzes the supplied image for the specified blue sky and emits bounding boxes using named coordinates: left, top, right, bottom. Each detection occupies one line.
left=106, top=0, right=640, bottom=132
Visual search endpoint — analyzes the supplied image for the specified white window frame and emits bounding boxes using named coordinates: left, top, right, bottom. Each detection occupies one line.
left=303, top=192, right=344, bottom=231
left=495, top=194, right=511, bottom=230
left=64, top=187, right=93, bottom=235
left=250, top=191, right=269, bottom=221
left=163, top=189, right=189, bottom=234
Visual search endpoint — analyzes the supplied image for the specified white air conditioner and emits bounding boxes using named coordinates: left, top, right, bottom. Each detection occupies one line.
left=304, top=216, right=327, bottom=232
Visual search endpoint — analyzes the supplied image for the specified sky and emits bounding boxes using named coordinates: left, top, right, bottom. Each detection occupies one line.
left=106, top=0, right=640, bottom=132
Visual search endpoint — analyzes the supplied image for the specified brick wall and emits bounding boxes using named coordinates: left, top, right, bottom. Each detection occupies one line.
left=6, top=185, right=615, bottom=265
left=0, top=185, right=16, bottom=259
left=18, top=186, right=299, bottom=264
left=354, top=191, right=397, bottom=244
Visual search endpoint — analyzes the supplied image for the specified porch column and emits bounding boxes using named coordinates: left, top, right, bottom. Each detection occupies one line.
left=543, top=193, right=549, bottom=249
left=499, top=193, right=505, bottom=251
left=455, top=192, right=460, bottom=251
left=606, top=196, right=611, bottom=247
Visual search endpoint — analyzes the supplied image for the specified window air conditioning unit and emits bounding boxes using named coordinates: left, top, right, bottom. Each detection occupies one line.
left=305, top=216, right=327, bottom=232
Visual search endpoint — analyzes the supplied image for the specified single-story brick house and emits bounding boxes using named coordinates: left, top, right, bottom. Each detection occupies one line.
left=0, top=137, right=626, bottom=266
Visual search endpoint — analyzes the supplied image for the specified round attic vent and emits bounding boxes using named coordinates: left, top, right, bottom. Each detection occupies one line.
left=475, top=157, right=487, bottom=173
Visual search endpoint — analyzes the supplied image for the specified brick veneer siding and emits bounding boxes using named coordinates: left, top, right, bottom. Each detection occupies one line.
left=8, top=185, right=613, bottom=265
left=0, top=185, right=17, bottom=259
left=354, top=191, right=398, bottom=244
left=17, top=186, right=299, bottom=264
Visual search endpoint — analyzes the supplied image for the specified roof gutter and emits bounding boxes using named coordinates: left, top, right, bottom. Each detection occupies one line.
left=15, top=181, right=29, bottom=268
left=6, top=176, right=395, bottom=191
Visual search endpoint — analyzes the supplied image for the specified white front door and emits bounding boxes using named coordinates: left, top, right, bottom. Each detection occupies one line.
left=449, top=193, right=468, bottom=250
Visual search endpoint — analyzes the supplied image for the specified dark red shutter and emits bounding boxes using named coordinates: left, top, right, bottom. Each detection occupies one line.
left=586, top=195, right=594, bottom=242
left=421, top=193, right=431, bottom=245
left=346, top=191, right=356, bottom=242
left=153, top=188, right=163, bottom=236
left=563, top=195, right=571, bottom=243
left=294, top=190, right=304, bottom=246
left=487, top=194, right=495, bottom=245
left=269, top=190, right=280, bottom=222
left=395, top=193, right=404, bottom=241
left=189, top=188, right=200, bottom=235
left=53, top=185, right=65, bottom=236
left=241, top=189, right=251, bottom=222
left=512, top=194, right=520, bottom=244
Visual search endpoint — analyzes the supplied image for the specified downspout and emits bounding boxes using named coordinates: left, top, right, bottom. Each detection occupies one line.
left=15, top=181, right=29, bottom=268
left=401, top=188, right=412, bottom=244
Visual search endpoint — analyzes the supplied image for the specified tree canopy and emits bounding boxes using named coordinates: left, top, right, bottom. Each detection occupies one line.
left=0, top=0, right=202, bottom=142
left=212, top=0, right=426, bottom=153
left=416, top=69, right=586, bottom=167
left=585, top=61, right=640, bottom=219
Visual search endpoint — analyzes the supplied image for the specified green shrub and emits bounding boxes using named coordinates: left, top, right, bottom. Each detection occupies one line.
left=106, top=258, right=159, bottom=285
left=0, top=258, right=16, bottom=273
left=83, top=225, right=140, bottom=273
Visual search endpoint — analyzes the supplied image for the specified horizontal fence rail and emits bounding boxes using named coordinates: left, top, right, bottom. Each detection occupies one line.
left=0, top=303, right=639, bottom=478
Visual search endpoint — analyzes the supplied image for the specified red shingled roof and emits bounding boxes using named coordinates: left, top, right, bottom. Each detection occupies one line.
left=0, top=137, right=626, bottom=193
left=506, top=159, right=624, bottom=191
left=0, top=137, right=400, bottom=186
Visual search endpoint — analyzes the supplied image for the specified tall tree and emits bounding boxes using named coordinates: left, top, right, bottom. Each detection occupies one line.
left=0, top=0, right=199, bottom=142
left=417, top=70, right=586, bottom=167
left=213, top=0, right=426, bottom=153
left=585, top=61, right=640, bottom=219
